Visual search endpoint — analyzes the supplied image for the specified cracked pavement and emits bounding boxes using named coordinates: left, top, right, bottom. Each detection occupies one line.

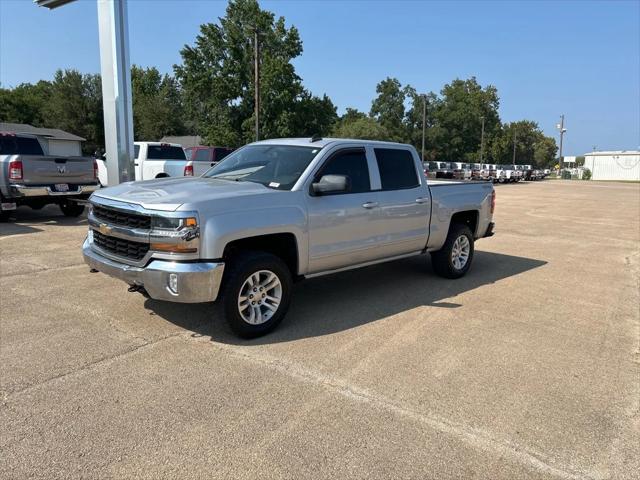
left=1, top=180, right=639, bottom=479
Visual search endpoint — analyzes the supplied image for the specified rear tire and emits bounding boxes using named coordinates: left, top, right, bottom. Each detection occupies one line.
left=218, top=251, right=292, bottom=338
left=431, top=223, right=475, bottom=279
left=59, top=201, right=85, bottom=217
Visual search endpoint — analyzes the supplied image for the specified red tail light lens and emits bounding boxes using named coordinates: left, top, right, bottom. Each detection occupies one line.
left=491, top=190, right=496, bottom=214
left=183, top=164, right=194, bottom=176
left=93, top=159, right=98, bottom=179
left=9, top=160, right=23, bottom=180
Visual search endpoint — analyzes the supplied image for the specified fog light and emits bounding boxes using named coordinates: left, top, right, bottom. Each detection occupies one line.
left=168, top=273, right=178, bottom=294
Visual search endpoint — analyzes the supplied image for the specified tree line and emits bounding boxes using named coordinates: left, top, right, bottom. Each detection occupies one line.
left=0, top=0, right=557, bottom=167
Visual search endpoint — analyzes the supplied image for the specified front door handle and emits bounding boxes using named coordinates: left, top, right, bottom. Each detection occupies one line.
left=362, top=202, right=379, bottom=209
left=415, top=197, right=429, bottom=204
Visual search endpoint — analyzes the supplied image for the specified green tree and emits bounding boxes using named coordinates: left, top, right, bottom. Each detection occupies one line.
left=403, top=87, right=440, bottom=160
left=491, top=120, right=557, bottom=166
left=433, top=77, right=501, bottom=162
left=369, top=77, right=407, bottom=142
left=131, top=65, right=186, bottom=141
left=0, top=81, right=53, bottom=127
left=175, top=0, right=334, bottom=146
left=332, top=115, right=389, bottom=140
left=40, top=69, right=103, bottom=154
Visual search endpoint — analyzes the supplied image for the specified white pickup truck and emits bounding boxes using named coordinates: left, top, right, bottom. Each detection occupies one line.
left=96, top=142, right=194, bottom=187
left=84, top=138, right=496, bottom=338
left=134, top=142, right=193, bottom=180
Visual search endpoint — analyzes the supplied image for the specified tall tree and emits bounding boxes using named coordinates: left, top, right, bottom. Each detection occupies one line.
left=175, top=0, right=334, bottom=146
left=131, top=65, right=186, bottom=141
left=491, top=120, right=557, bottom=166
left=41, top=69, right=104, bottom=154
left=433, top=77, right=501, bottom=162
left=0, top=81, right=52, bottom=127
left=369, top=77, right=407, bottom=142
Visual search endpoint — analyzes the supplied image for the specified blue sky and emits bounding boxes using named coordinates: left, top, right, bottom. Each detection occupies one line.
left=1, top=0, right=638, bottom=155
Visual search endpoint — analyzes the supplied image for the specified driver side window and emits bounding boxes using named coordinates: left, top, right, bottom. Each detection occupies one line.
left=316, top=148, right=371, bottom=194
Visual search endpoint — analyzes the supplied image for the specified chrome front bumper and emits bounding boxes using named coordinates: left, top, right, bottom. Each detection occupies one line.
left=82, top=238, right=224, bottom=303
left=10, top=184, right=100, bottom=197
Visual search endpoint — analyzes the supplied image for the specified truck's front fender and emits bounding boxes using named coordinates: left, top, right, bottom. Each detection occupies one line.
left=200, top=205, right=308, bottom=274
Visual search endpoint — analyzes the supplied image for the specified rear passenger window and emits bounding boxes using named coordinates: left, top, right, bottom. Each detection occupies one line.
left=317, top=148, right=370, bottom=194
left=194, top=149, right=210, bottom=161
left=374, top=148, right=420, bottom=190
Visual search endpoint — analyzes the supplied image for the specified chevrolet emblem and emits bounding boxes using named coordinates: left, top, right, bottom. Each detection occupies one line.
left=99, top=223, right=112, bottom=235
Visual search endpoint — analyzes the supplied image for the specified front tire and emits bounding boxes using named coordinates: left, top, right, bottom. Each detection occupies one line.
left=59, top=201, right=85, bottom=217
left=431, top=223, right=475, bottom=279
left=219, top=251, right=292, bottom=338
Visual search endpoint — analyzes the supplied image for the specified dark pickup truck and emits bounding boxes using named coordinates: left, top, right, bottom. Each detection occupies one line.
left=0, top=132, right=99, bottom=221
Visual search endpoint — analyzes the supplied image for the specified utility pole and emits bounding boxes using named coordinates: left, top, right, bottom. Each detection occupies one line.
left=254, top=29, right=260, bottom=142
left=512, top=128, right=517, bottom=164
left=557, top=114, right=566, bottom=171
left=421, top=94, right=427, bottom=162
left=479, top=116, right=485, bottom=163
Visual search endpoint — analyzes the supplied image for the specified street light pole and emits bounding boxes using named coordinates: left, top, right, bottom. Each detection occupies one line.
left=557, top=114, right=566, bottom=172
left=512, top=128, right=517, bottom=164
left=480, top=116, right=485, bottom=163
left=420, top=95, right=426, bottom=161
left=254, top=29, right=260, bottom=142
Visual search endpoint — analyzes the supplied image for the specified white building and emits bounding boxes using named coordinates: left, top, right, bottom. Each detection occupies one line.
left=0, top=122, right=85, bottom=156
left=582, top=151, right=640, bottom=181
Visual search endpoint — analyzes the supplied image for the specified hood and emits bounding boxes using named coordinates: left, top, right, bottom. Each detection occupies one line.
left=92, top=176, right=277, bottom=212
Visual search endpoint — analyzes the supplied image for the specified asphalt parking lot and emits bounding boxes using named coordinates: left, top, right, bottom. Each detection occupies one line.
left=1, top=180, right=638, bottom=479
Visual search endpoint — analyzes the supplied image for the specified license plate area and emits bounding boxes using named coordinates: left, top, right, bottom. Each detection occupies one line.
left=54, top=183, right=69, bottom=192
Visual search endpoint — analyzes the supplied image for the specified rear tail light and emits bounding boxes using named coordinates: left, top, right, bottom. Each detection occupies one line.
left=9, top=160, right=23, bottom=180
left=93, top=159, right=98, bottom=180
left=491, top=190, right=496, bottom=214
left=183, top=164, right=194, bottom=176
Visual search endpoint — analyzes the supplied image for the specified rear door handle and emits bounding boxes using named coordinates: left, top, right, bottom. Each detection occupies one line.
left=415, top=197, right=429, bottom=204
left=362, top=202, right=379, bottom=209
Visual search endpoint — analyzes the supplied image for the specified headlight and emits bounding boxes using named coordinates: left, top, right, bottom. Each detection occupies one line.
left=151, top=216, right=198, bottom=230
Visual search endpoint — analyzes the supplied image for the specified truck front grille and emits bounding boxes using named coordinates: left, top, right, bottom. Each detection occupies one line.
left=92, top=204, right=151, bottom=229
left=92, top=230, right=149, bottom=261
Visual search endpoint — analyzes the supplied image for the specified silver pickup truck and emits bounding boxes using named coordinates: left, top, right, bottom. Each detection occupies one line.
left=0, top=132, right=99, bottom=221
left=83, top=138, right=495, bottom=337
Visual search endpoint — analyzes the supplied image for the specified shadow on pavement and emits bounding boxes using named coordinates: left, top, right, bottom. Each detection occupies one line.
left=145, top=251, right=547, bottom=344
left=0, top=205, right=87, bottom=237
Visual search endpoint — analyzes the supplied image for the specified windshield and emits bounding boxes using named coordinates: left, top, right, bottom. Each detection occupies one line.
left=203, top=144, right=322, bottom=190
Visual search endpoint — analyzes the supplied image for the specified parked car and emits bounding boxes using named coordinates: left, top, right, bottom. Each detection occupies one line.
left=496, top=165, right=516, bottom=183
left=83, top=137, right=496, bottom=338
left=423, top=161, right=439, bottom=179
left=505, top=164, right=523, bottom=182
left=185, top=146, right=235, bottom=176
left=451, top=162, right=472, bottom=180
left=481, top=163, right=496, bottom=182
left=470, top=163, right=483, bottom=180
left=134, top=142, right=194, bottom=180
left=0, top=132, right=99, bottom=221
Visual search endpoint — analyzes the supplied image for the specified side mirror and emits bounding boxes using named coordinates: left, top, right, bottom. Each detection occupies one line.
left=311, top=174, right=350, bottom=195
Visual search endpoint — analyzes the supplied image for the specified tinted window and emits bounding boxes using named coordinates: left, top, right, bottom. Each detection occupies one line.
left=205, top=145, right=320, bottom=190
left=146, top=145, right=186, bottom=160
left=214, top=147, right=232, bottom=162
left=0, top=136, right=44, bottom=155
left=374, top=148, right=419, bottom=190
left=428, top=161, right=439, bottom=169
left=193, top=148, right=211, bottom=161
left=318, top=149, right=370, bottom=194
left=134, top=145, right=140, bottom=159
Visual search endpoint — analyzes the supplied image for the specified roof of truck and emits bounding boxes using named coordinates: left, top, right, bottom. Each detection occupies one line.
left=250, top=137, right=413, bottom=149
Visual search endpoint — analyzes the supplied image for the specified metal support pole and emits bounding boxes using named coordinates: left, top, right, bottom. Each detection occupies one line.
left=480, top=116, right=485, bottom=163
left=512, top=128, right=517, bottom=164
left=558, top=114, right=565, bottom=172
left=254, top=30, right=260, bottom=142
left=421, top=94, right=426, bottom=162
left=97, top=0, right=134, bottom=186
